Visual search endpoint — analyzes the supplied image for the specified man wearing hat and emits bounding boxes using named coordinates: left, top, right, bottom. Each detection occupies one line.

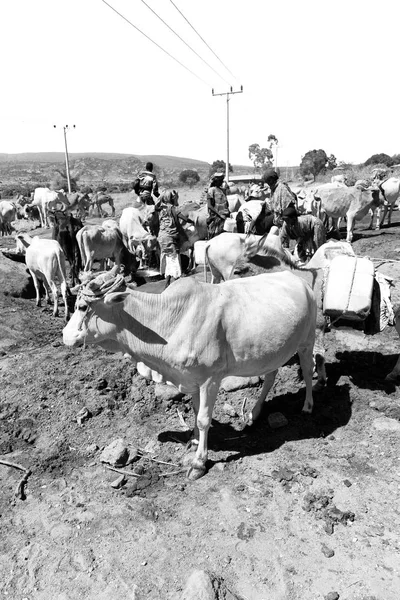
left=280, top=205, right=326, bottom=264
left=206, top=172, right=230, bottom=238
left=262, top=168, right=298, bottom=226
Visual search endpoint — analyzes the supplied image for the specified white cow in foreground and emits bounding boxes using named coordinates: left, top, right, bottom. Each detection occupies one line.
left=15, top=233, right=70, bottom=321
left=28, top=187, right=69, bottom=228
left=63, top=268, right=317, bottom=480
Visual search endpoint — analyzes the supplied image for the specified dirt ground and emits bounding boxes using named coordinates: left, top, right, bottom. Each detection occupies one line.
left=1, top=192, right=400, bottom=600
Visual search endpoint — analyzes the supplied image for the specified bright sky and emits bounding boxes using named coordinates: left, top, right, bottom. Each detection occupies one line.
left=1, top=0, right=399, bottom=168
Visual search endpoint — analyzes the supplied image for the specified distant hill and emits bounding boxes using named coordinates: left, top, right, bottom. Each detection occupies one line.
left=0, top=151, right=253, bottom=191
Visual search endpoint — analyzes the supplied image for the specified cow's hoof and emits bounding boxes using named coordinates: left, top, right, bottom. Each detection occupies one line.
left=185, top=438, right=198, bottom=452
left=186, top=464, right=206, bottom=480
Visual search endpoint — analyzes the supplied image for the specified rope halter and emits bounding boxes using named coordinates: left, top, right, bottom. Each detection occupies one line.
left=78, top=267, right=127, bottom=304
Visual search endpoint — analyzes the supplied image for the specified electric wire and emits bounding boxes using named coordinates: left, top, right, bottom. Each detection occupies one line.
left=100, top=0, right=212, bottom=87
left=139, top=0, right=232, bottom=87
left=169, top=0, right=238, bottom=82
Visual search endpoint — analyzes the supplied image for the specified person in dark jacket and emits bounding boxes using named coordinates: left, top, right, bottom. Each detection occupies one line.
left=132, top=161, right=160, bottom=205
left=206, top=172, right=230, bottom=239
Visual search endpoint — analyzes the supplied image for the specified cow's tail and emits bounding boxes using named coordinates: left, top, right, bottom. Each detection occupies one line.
left=203, top=242, right=210, bottom=283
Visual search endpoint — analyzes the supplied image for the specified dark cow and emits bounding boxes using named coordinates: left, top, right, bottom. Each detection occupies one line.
left=50, top=210, right=83, bottom=286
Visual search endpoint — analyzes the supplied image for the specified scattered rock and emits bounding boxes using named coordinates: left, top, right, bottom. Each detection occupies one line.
left=110, top=474, right=126, bottom=489
left=86, top=443, right=99, bottom=455
left=325, top=593, right=339, bottom=600
left=154, top=383, right=184, bottom=402
left=272, top=467, right=294, bottom=482
left=100, top=439, right=129, bottom=467
left=180, top=569, right=216, bottom=600
left=220, top=376, right=260, bottom=392
left=268, top=412, right=288, bottom=429
left=96, top=378, right=108, bottom=390
left=321, top=544, right=335, bottom=558
left=76, top=407, right=91, bottom=426
left=0, top=435, right=12, bottom=454
left=299, top=466, right=319, bottom=478
left=222, top=403, right=237, bottom=417
left=0, top=252, right=34, bottom=298
left=127, top=448, right=142, bottom=463
left=372, top=417, right=400, bottom=432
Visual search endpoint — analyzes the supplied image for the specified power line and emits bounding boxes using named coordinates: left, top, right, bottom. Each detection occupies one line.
left=139, top=0, right=232, bottom=87
left=169, top=0, right=238, bottom=82
left=100, top=0, right=212, bottom=87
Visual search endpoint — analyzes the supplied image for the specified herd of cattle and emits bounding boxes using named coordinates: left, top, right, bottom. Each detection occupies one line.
left=2, top=177, right=400, bottom=478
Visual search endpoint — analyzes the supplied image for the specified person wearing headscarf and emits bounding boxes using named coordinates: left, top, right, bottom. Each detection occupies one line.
left=155, top=189, right=187, bottom=285
left=206, top=172, right=230, bottom=239
left=280, top=205, right=326, bottom=263
left=261, top=168, right=298, bottom=226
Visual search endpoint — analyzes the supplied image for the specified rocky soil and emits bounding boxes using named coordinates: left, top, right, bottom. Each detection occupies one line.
left=1, top=201, right=400, bottom=600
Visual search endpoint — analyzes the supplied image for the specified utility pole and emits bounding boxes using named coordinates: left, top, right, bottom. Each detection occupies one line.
left=53, top=124, right=76, bottom=193
left=212, top=86, right=243, bottom=184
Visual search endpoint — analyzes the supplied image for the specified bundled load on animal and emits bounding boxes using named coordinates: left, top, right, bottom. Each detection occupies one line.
left=323, top=255, right=375, bottom=322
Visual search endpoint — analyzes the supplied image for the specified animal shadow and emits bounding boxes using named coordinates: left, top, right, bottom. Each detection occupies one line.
left=332, top=350, right=399, bottom=392
left=159, top=383, right=352, bottom=469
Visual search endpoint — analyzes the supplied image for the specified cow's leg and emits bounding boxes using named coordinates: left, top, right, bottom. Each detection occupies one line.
left=30, top=271, right=42, bottom=307
left=60, top=281, right=70, bottom=322
left=187, top=389, right=200, bottom=449
left=48, top=280, right=59, bottom=317
left=248, top=369, right=278, bottom=426
left=42, top=278, right=52, bottom=306
left=298, top=341, right=315, bottom=413
left=312, top=325, right=327, bottom=391
left=377, top=205, right=386, bottom=229
left=385, top=310, right=400, bottom=382
left=186, top=379, right=220, bottom=480
left=346, top=213, right=355, bottom=243
left=385, top=204, right=392, bottom=227
left=110, top=202, right=115, bottom=217
left=368, top=208, right=375, bottom=230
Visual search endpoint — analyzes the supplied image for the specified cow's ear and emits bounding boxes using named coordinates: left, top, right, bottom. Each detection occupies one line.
left=104, top=291, right=131, bottom=305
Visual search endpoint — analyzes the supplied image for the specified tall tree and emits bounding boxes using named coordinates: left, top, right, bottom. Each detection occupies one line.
left=209, top=160, right=233, bottom=177
left=248, top=143, right=273, bottom=171
left=364, top=153, right=394, bottom=167
left=300, top=149, right=329, bottom=179
left=267, top=134, right=279, bottom=167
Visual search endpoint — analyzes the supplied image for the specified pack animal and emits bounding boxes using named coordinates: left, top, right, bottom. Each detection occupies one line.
left=230, top=237, right=357, bottom=391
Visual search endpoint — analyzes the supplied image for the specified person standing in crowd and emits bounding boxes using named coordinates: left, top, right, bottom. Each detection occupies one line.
left=206, top=172, right=230, bottom=239
left=132, top=162, right=160, bottom=205
left=155, top=189, right=188, bottom=286
left=261, top=168, right=298, bottom=226
left=280, top=205, right=326, bottom=264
